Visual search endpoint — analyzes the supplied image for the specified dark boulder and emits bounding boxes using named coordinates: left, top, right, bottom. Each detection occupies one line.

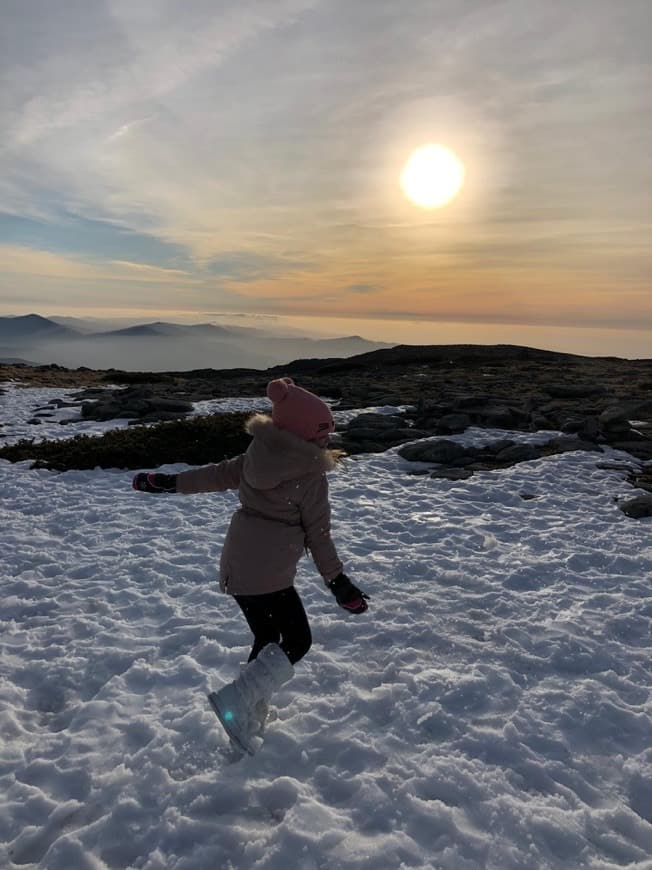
left=610, top=440, right=652, bottom=461
left=544, top=437, right=602, bottom=454
left=347, top=413, right=406, bottom=430
left=81, top=386, right=194, bottom=423
left=398, top=439, right=468, bottom=464
left=430, top=468, right=474, bottom=481
left=619, top=495, right=652, bottom=519
left=495, top=444, right=541, bottom=463
left=544, top=383, right=606, bottom=399
left=435, top=413, right=471, bottom=434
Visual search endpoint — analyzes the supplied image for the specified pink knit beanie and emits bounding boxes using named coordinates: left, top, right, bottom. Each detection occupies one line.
left=266, top=377, right=335, bottom=442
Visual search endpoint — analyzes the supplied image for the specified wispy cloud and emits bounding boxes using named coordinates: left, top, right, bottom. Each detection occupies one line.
left=0, top=245, right=197, bottom=285
left=345, top=284, right=380, bottom=295
left=205, top=251, right=314, bottom=282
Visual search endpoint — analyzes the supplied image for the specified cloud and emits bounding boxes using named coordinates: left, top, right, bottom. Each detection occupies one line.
left=205, top=251, right=313, bottom=282
left=345, top=284, right=380, bottom=295
left=0, top=0, right=319, bottom=255
left=2, top=1, right=317, bottom=148
left=0, top=213, right=190, bottom=269
left=0, top=245, right=196, bottom=285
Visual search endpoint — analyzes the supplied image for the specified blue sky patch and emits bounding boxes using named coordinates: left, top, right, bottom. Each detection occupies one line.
left=0, top=212, right=190, bottom=270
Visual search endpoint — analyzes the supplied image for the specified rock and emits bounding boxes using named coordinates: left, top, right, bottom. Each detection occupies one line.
left=81, top=401, right=123, bottom=420
left=625, top=464, right=652, bottom=493
left=413, top=403, right=454, bottom=429
left=398, top=439, right=468, bottom=464
left=451, top=395, right=494, bottom=410
left=344, top=427, right=392, bottom=442
left=544, top=437, right=602, bottom=454
left=471, top=405, right=530, bottom=429
left=429, top=468, right=474, bottom=481
left=347, top=413, right=406, bottom=430
left=630, top=475, right=652, bottom=494
left=128, top=411, right=191, bottom=425
left=382, top=428, right=431, bottom=442
left=345, top=427, right=420, bottom=444
left=599, top=399, right=652, bottom=432
left=80, top=386, right=194, bottom=422
left=435, top=413, right=471, bottom=434
left=49, top=399, right=80, bottom=408
left=483, top=439, right=516, bottom=452
left=601, top=420, right=634, bottom=438
left=496, top=444, right=540, bottom=463
left=619, top=495, right=652, bottom=518
left=609, top=440, right=652, bottom=461
left=561, top=416, right=600, bottom=440
left=77, top=387, right=114, bottom=400
left=397, top=431, right=612, bottom=477
left=544, top=383, right=606, bottom=399
left=530, top=412, right=555, bottom=430
left=470, top=450, right=510, bottom=463
left=345, top=439, right=387, bottom=454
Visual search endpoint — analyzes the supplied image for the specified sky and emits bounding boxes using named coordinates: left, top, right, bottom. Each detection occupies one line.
left=1, top=0, right=651, bottom=353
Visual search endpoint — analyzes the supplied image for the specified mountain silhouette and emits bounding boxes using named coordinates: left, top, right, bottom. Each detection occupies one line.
left=0, top=314, right=391, bottom=371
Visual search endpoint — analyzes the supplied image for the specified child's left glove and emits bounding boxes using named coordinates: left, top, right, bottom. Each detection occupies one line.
left=327, top=573, right=369, bottom=614
left=132, top=472, right=177, bottom=493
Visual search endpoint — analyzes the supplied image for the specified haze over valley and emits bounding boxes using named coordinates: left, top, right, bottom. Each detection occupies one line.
left=0, top=314, right=391, bottom=371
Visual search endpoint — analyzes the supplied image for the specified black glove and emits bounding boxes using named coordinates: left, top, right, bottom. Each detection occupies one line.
left=132, top=472, right=177, bottom=493
left=328, top=573, right=369, bottom=614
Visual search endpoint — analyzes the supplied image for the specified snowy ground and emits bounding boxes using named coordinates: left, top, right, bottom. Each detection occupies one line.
left=1, top=385, right=651, bottom=869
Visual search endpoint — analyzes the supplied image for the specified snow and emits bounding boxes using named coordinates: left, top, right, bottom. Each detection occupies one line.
left=1, top=385, right=651, bottom=869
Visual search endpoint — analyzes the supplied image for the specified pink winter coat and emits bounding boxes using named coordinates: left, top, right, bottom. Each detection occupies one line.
left=175, top=414, right=343, bottom=595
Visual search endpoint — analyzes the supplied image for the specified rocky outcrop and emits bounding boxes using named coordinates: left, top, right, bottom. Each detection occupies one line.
left=619, top=495, right=652, bottom=519
left=397, top=435, right=602, bottom=479
left=78, top=386, right=194, bottom=423
left=3, top=343, right=651, bottom=462
left=335, top=388, right=652, bottom=460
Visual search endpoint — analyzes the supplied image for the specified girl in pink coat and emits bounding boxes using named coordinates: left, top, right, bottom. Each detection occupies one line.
left=133, top=377, right=368, bottom=754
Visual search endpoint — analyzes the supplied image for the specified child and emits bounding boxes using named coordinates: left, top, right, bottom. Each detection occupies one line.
left=133, top=377, right=368, bottom=754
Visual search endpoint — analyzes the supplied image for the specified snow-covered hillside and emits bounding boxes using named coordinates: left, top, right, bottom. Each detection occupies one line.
left=1, top=385, right=651, bottom=869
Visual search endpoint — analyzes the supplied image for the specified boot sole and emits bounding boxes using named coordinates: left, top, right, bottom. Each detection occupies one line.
left=207, top=692, right=254, bottom=756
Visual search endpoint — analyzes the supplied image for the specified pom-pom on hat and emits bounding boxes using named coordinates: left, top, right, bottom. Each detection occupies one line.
left=266, top=377, right=335, bottom=442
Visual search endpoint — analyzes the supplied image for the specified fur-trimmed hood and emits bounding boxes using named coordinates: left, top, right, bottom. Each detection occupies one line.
left=243, top=414, right=337, bottom=490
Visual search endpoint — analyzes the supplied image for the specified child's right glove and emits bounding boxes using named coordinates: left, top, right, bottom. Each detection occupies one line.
left=327, top=573, right=369, bottom=614
left=132, top=472, right=177, bottom=493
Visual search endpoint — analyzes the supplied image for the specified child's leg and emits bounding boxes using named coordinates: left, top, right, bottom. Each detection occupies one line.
left=234, top=587, right=311, bottom=664
left=269, top=587, right=312, bottom=664
left=234, top=593, right=281, bottom=662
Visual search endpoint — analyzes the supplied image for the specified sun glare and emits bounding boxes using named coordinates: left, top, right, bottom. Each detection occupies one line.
left=400, top=144, right=465, bottom=209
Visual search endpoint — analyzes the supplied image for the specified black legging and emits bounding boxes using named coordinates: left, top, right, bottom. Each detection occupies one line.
left=234, top=586, right=312, bottom=664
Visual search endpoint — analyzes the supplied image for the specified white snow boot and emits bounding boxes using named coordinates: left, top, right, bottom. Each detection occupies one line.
left=251, top=699, right=269, bottom=736
left=208, top=643, right=294, bottom=755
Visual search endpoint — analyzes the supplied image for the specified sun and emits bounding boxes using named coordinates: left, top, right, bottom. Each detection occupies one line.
left=400, top=144, right=465, bottom=209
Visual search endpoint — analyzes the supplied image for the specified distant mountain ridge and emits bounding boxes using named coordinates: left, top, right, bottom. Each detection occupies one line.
left=0, top=313, right=79, bottom=341
left=0, top=314, right=393, bottom=371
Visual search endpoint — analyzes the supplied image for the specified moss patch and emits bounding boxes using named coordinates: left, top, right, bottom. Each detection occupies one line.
left=0, top=412, right=252, bottom=471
